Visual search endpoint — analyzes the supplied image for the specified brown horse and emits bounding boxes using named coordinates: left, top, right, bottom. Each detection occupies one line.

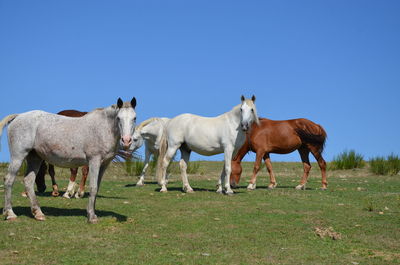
left=230, top=118, right=327, bottom=190
left=34, top=110, right=89, bottom=198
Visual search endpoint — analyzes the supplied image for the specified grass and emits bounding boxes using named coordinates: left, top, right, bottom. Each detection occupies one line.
left=1, top=161, right=399, bottom=264
left=370, top=154, right=400, bottom=175
left=330, top=150, right=365, bottom=170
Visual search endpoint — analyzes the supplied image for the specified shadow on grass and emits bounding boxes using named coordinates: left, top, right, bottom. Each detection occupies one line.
left=5, top=206, right=127, bottom=222
left=124, top=181, right=159, bottom=187
left=154, top=187, right=246, bottom=194
left=232, top=185, right=313, bottom=191
left=35, top=192, right=127, bottom=200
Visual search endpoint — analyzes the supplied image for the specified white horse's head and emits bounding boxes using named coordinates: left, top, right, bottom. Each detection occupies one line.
left=130, top=128, right=144, bottom=152
left=240, top=95, right=260, bottom=131
left=116, top=97, right=137, bottom=150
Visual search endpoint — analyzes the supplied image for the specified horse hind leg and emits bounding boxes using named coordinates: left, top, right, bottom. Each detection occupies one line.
left=24, top=151, right=46, bottom=221
left=48, top=164, right=59, bottom=197
left=35, top=161, right=47, bottom=193
left=75, top=165, right=89, bottom=198
left=3, top=155, right=26, bottom=220
left=310, top=146, right=327, bottom=190
left=264, top=153, right=277, bottom=189
left=296, top=148, right=311, bottom=190
left=179, top=147, right=193, bottom=193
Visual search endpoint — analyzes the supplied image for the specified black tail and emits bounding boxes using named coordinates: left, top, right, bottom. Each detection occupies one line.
left=295, top=123, right=327, bottom=154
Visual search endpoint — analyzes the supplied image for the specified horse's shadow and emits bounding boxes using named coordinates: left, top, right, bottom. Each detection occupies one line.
left=36, top=192, right=127, bottom=200
left=233, top=185, right=313, bottom=191
left=125, top=181, right=158, bottom=187
left=154, top=187, right=246, bottom=194
left=6, top=206, right=127, bottom=222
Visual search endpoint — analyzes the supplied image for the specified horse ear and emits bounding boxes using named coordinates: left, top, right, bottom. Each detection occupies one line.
left=131, top=97, right=137, bottom=109
left=251, top=95, right=256, bottom=102
left=117, top=98, right=123, bottom=108
left=241, top=95, right=245, bottom=102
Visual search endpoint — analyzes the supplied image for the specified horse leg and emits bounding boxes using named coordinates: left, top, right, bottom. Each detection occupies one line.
left=216, top=166, right=226, bottom=194
left=179, top=148, right=193, bottom=193
left=3, top=155, right=26, bottom=220
left=310, top=147, right=327, bottom=190
left=160, top=145, right=178, bottom=192
left=63, top=168, right=78, bottom=199
left=296, top=148, right=311, bottom=190
left=222, top=146, right=234, bottom=195
left=136, top=147, right=150, bottom=186
left=75, top=165, right=89, bottom=198
left=35, top=161, right=47, bottom=193
left=264, top=153, right=277, bottom=189
left=24, top=151, right=45, bottom=221
left=48, top=164, right=59, bottom=197
left=247, top=151, right=264, bottom=190
left=87, top=157, right=101, bottom=224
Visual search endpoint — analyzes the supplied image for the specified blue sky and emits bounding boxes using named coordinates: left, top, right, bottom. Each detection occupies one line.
left=0, top=0, right=399, bottom=162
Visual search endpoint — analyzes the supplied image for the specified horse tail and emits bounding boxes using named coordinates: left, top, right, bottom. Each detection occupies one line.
left=156, top=125, right=168, bottom=185
left=135, top=117, right=159, bottom=134
left=295, top=119, right=327, bottom=154
left=0, top=114, right=18, bottom=151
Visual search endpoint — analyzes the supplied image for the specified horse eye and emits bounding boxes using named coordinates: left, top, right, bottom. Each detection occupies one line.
left=251, top=109, right=254, bottom=112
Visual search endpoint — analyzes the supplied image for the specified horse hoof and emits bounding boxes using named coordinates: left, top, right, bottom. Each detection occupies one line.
left=267, top=184, right=277, bottom=190
left=216, top=189, right=223, bottom=194
left=34, top=215, right=46, bottom=221
left=21, top=192, right=28, bottom=198
left=160, top=188, right=168, bottom=193
left=88, top=218, right=98, bottom=224
left=62, top=193, right=71, bottom=199
left=320, top=187, right=327, bottom=191
left=136, top=181, right=144, bottom=187
left=295, top=185, right=306, bottom=190
left=224, top=190, right=234, bottom=196
left=6, top=216, right=17, bottom=221
left=247, top=184, right=256, bottom=190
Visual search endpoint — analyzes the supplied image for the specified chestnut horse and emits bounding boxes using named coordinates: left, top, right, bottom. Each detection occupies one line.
left=34, top=110, right=89, bottom=198
left=230, top=118, right=327, bottom=190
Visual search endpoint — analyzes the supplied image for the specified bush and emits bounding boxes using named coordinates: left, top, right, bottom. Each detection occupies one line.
left=187, top=161, right=201, bottom=174
left=370, top=154, right=400, bottom=175
left=330, top=150, right=365, bottom=170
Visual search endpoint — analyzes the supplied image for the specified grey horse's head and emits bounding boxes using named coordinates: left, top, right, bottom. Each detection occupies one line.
left=116, top=97, right=137, bottom=150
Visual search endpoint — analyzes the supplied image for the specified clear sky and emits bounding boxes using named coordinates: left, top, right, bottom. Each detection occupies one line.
left=0, top=0, right=399, bottom=162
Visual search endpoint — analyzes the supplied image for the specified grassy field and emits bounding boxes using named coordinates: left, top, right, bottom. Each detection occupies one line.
left=0, top=161, right=399, bottom=265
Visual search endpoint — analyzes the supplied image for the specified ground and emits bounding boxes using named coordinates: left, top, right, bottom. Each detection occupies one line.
left=0, top=161, right=399, bottom=265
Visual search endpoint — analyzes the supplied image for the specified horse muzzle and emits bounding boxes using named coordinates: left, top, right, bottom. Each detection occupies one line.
left=121, top=135, right=132, bottom=150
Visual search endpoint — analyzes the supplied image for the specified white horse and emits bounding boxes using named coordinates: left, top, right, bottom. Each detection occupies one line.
left=0, top=98, right=137, bottom=223
left=126, top=117, right=170, bottom=186
left=157, top=95, right=259, bottom=194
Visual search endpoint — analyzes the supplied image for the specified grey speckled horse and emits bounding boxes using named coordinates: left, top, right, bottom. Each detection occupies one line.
left=0, top=98, right=137, bottom=223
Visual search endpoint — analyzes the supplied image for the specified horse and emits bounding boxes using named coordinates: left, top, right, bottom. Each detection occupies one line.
left=157, top=95, right=260, bottom=194
left=126, top=117, right=170, bottom=186
left=33, top=110, right=89, bottom=198
left=0, top=97, right=137, bottom=223
left=230, top=118, right=327, bottom=190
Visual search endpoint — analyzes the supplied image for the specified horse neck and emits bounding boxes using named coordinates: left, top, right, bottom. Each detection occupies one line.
left=223, top=105, right=242, bottom=130
left=88, top=107, right=120, bottom=140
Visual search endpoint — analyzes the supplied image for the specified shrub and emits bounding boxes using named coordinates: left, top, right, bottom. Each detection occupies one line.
left=370, top=154, right=400, bottom=175
left=330, top=150, right=365, bottom=170
left=187, top=161, right=201, bottom=174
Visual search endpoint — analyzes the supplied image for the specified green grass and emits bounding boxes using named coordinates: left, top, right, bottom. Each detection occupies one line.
left=330, top=150, right=365, bottom=170
left=370, top=154, right=400, bottom=175
left=1, top=161, right=399, bottom=264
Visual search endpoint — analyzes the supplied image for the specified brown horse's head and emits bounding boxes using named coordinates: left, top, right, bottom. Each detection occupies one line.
left=230, top=157, right=243, bottom=188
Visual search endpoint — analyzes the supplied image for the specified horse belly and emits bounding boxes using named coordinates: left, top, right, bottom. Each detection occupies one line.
left=186, top=142, right=224, bottom=156
left=34, top=143, right=87, bottom=168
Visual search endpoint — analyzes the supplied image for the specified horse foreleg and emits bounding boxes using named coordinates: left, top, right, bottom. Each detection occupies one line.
left=24, top=152, right=45, bottom=221
left=63, top=168, right=78, bottom=199
left=75, top=165, right=89, bottom=198
left=48, top=164, right=59, bottom=197
left=247, top=151, right=264, bottom=190
left=136, top=147, right=150, bottom=186
left=222, top=147, right=234, bottom=195
left=296, top=148, right=311, bottom=190
left=87, top=158, right=101, bottom=224
left=264, top=153, right=277, bottom=189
